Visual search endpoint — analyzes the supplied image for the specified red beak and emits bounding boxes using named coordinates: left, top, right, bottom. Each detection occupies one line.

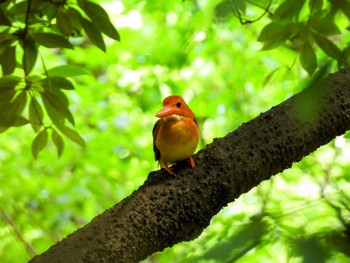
left=155, top=105, right=177, bottom=118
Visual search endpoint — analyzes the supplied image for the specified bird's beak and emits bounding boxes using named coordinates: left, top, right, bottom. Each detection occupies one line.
left=155, top=105, right=177, bottom=118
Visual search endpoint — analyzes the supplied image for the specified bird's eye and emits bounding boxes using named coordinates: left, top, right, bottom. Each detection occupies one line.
left=176, top=102, right=181, bottom=108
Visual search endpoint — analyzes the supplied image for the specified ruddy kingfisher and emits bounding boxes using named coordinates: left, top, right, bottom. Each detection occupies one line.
left=153, top=95, right=199, bottom=175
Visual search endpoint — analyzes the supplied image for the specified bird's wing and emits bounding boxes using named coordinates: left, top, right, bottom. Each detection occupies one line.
left=152, top=119, right=161, bottom=161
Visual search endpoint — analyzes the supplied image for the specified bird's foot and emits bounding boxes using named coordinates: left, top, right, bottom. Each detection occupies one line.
left=163, top=166, right=176, bottom=175
left=189, top=157, right=195, bottom=168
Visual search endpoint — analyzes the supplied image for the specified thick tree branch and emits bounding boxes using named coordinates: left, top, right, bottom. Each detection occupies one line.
left=30, top=67, right=350, bottom=263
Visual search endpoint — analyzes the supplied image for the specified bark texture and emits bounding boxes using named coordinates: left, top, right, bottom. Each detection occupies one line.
left=30, top=67, right=350, bottom=263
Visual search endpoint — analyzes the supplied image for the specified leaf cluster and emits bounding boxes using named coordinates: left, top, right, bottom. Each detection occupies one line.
left=0, top=0, right=119, bottom=158
left=215, top=0, right=350, bottom=76
left=258, top=0, right=348, bottom=75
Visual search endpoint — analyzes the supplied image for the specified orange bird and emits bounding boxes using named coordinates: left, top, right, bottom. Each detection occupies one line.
left=153, top=95, right=199, bottom=175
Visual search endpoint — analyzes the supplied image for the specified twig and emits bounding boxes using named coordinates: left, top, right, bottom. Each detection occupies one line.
left=236, top=0, right=273, bottom=25
left=0, top=207, right=37, bottom=256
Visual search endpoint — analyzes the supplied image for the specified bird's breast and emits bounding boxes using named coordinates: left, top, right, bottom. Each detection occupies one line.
left=156, top=117, right=199, bottom=164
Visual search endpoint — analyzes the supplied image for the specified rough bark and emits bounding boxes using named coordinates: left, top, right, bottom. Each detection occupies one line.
left=29, top=67, right=350, bottom=263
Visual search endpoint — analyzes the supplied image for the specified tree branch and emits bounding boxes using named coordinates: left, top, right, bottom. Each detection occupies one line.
left=30, top=67, right=350, bottom=263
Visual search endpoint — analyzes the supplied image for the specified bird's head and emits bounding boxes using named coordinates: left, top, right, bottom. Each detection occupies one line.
left=155, top=95, right=195, bottom=120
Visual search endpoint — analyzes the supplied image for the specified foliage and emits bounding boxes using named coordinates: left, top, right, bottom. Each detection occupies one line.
left=0, top=0, right=119, bottom=158
left=217, top=0, right=350, bottom=74
left=0, top=0, right=350, bottom=262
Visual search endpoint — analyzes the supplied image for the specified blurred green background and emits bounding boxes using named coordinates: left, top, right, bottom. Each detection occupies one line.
left=1, top=0, right=350, bottom=262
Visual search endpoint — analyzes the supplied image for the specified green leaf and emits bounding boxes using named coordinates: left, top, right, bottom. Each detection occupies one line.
left=31, top=129, right=48, bottom=159
left=41, top=79, right=70, bottom=107
left=22, top=39, right=38, bottom=75
left=258, top=22, right=292, bottom=49
left=214, top=0, right=235, bottom=21
left=12, top=116, right=30, bottom=127
left=54, top=88, right=70, bottom=106
left=8, top=1, right=28, bottom=23
left=0, top=32, right=16, bottom=46
left=41, top=92, right=75, bottom=125
left=0, top=126, right=9, bottom=133
left=311, top=31, right=341, bottom=60
left=274, top=0, right=306, bottom=20
left=30, top=0, right=51, bottom=13
left=0, top=40, right=11, bottom=57
left=0, top=91, right=27, bottom=126
left=41, top=76, right=75, bottom=90
left=29, top=96, right=43, bottom=132
left=234, top=0, right=246, bottom=14
left=47, top=65, right=90, bottom=77
left=81, top=18, right=106, bottom=52
left=309, top=17, right=341, bottom=36
left=0, top=87, right=16, bottom=101
left=309, top=0, right=323, bottom=12
left=0, top=9, right=11, bottom=26
left=41, top=95, right=65, bottom=125
left=67, top=7, right=83, bottom=35
left=13, top=91, right=28, bottom=113
left=258, top=22, right=291, bottom=42
left=56, top=123, right=85, bottom=147
left=31, top=32, right=73, bottom=49
left=56, top=9, right=73, bottom=36
left=333, top=0, right=350, bottom=20
left=300, top=41, right=317, bottom=75
left=0, top=76, right=21, bottom=89
left=52, top=129, right=65, bottom=157
left=0, top=76, right=19, bottom=103
left=39, top=1, right=57, bottom=21
left=78, top=0, right=120, bottom=41
left=338, top=46, right=350, bottom=68
left=0, top=45, right=16, bottom=75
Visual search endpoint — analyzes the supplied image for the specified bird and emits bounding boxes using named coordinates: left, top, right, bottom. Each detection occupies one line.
left=153, top=95, right=199, bottom=175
